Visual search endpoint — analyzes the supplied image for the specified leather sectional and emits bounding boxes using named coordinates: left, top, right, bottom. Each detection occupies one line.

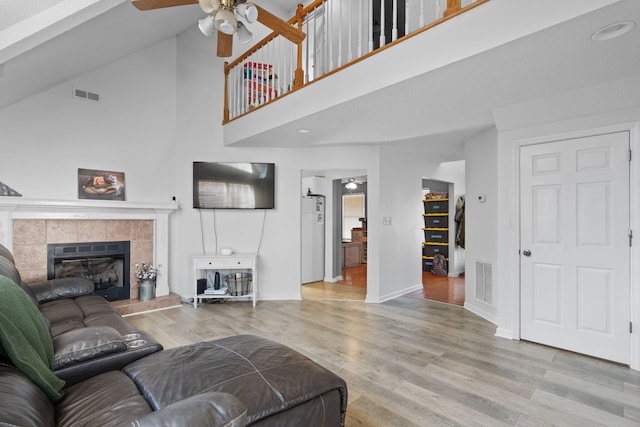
left=0, top=243, right=347, bottom=426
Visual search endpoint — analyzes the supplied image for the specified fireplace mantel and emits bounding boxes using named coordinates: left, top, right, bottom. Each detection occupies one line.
left=0, top=197, right=179, bottom=297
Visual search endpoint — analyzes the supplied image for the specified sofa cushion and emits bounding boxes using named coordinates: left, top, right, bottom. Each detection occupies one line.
left=40, top=299, right=85, bottom=326
left=30, top=277, right=94, bottom=303
left=52, top=326, right=127, bottom=370
left=56, top=370, right=152, bottom=426
left=0, top=243, right=15, bottom=264
left=132, top=392, right=248, bottom=427
left=0, top=364, right=55, bottom=427
left=123, top=335, right=348, bottom=425
left=0, top=275, right=65, bottom=401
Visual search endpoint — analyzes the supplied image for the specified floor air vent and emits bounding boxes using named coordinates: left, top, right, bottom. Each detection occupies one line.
left=73, top=88, right=100, bottom=102
left=475, top=260, right=493, bottom=304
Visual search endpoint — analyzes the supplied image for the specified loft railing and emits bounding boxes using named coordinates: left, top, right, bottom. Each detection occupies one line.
left=223, top=0, right=489, bottom=123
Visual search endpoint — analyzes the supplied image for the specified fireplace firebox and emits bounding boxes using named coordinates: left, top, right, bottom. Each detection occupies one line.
left=47, top=241, right=130, bottom=301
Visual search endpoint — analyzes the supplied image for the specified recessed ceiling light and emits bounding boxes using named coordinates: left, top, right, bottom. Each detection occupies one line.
left=592, top=21, right=635, bottom=41
left=297, top=129, right=311, bottom=134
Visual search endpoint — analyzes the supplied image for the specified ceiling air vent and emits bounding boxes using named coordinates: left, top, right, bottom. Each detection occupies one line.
left=73, top=88, right=100, bottom=102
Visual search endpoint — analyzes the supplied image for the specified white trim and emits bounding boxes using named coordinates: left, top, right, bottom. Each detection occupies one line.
left=366, top=283, right=423, bottom=303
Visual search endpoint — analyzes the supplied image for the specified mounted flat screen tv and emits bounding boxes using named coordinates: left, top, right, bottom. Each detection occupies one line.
left=193, top=162, right=275, bottom=209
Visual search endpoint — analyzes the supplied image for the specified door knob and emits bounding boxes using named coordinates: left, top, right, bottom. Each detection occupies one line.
left=522, top=249, right=532, bottom=257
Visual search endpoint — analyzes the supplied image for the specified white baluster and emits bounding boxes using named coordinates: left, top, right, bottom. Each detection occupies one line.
left=347, top=1, right=353, bottom=62
left=337, top=0, right=343, bottom=67
left=392, top=0, right=398, bottom=41
left=357, top=0, right=363, bottom=57
left=436, top=0, right=442, bottom=20
left=368, top=0, right=374, bottom=53
left=420, top=0, right=425, bottom=27
left=405, top=0, right=410, bottom=35
left=328, top=0, right=334, bottom=71
left=380, top=0, right=386, bottom=47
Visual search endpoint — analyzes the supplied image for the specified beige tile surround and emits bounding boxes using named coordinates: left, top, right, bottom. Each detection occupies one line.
left=13, top=219, right=154, bottom=300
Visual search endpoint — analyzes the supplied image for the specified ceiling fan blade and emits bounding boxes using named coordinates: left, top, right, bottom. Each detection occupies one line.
left=132, top=0, right=197, bottom=11
left=253, top=4, right=305, bottom=45
left=217, top=31, right=233, bottom=57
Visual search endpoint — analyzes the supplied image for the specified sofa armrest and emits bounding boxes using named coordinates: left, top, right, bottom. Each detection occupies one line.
left=53, top=326, right=127, bottom=370
left=55, top=331, right=163, bottom=386
left=132, top=392, right=247, bottom=427
left=30, top=277, right=95, bottom=303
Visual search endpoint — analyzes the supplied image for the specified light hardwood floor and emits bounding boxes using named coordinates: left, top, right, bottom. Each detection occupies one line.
left=127, top=298, right=640, bottom=426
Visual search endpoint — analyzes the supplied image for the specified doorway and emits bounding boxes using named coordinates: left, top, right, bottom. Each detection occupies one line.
left=412, top=178, right=465, bottom=305
left=300, top=171, right=367, bottom=300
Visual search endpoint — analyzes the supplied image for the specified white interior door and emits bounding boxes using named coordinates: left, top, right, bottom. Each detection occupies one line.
left=520, top=131, right=630, bottom=364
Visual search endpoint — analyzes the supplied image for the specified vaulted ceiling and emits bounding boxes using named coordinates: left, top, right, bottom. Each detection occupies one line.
left=1, top=0, right=639, bottom=157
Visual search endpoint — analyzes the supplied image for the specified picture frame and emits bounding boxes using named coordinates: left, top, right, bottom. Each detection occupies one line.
left=78, top=168, right=125, bottom=201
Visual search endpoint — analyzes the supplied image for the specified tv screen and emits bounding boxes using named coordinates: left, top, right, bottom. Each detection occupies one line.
left=193, top=162, right=275, bottom=209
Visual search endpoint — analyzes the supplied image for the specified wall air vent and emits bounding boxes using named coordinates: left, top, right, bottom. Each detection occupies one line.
left=73, top=88, right=100, bottom=102
left=475, top=260, right=493, bottom=305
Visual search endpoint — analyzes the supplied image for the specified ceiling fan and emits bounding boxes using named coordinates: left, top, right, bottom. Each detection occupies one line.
left=131, top=0, right=306, bottom=58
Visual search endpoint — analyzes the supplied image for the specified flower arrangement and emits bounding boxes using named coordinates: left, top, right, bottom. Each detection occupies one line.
left=135, top=262, right=158, bottom=283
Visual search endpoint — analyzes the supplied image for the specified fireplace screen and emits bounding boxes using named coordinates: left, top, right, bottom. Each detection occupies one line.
left=48, top=241, right=130, bottom=301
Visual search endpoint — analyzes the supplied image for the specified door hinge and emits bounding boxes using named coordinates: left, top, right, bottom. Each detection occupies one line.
left=629, top=230, right=633, bottom=247
left=630, top=149, right=632, bottom=162
left=631, top=322, right=633, bottom=333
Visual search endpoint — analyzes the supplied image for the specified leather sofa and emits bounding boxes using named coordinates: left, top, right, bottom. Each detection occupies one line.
left=0, top=243, right=348, bottom=426
left=0, top=243, right=162, bottom=385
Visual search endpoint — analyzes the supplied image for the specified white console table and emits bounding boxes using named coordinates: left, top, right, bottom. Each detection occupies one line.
left=193, top=254, right=258, bottom=308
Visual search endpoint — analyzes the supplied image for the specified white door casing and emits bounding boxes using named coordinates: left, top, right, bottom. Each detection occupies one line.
left=520, top=131, right=630, bottom=364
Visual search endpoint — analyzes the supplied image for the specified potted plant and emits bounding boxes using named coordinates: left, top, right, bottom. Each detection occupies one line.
left=135, top=262, right=158, bottom=301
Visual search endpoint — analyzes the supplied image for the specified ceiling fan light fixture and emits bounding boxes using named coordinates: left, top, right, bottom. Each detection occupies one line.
left=239, top=3, right=259, bottom=24
left=198, top=0, right=220, bottom=14
left=237, top=21, right=253, bottom=44
left=198, top=15, right=216, bottom=37
left=345, top=181, right=358, bottom=190
left=215, top=6, right=237, bottom=35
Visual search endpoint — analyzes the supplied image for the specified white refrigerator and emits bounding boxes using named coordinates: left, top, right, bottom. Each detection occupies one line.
left=301, top=195, right=325, bottom=284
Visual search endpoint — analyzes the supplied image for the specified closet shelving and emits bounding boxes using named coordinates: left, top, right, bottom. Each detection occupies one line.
left=422, top=196, right=449, bottom=271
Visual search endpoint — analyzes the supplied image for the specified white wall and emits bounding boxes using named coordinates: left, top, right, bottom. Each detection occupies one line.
left=463, top=127, right=499, bottom=323
left=0, top=38, right=179, bottom=201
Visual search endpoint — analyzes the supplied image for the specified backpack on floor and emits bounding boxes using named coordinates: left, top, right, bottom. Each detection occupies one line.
left=432, top=254, right=448, bottom=276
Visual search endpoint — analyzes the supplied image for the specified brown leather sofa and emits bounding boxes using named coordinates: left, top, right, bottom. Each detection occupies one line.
left=0, top=243, right=162, bottom=386
left=0, top=243, right=348, bottom=426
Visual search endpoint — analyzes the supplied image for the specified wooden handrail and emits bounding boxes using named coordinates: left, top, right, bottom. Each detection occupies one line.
left=223, top=0, right=490, bottom=124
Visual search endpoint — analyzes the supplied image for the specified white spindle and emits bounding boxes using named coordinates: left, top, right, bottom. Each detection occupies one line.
left=405, top=0, right=410, bottom=35
left=420, top=0, right=425, bottom=27
left=436, top=0, right=442, bottom=19
left=337, top=0, right=343, bottom=67
left=347, top=1, right=353, bottom=62
left=328, top=0, right=334, bottom=71
left=392, top=0, right=398, bottom=41
left=358, top=0, right=363, bottom=57
left=368, top=0, right=374, bottom=52
left=380, top=0, right=386, bottom=47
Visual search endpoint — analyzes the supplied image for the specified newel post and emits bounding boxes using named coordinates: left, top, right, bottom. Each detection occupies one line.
left=443, top=0, right=461, bottom=17
left=294, top=4, right=305, bottom=89
left=223, top=61, right=230, bottom=123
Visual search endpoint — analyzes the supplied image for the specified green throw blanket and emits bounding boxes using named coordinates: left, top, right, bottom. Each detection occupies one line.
left=0, top=274, right=65, bottom=401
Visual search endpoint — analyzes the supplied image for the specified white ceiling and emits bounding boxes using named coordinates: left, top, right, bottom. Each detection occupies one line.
left=1, top=0, right=639, bottom=160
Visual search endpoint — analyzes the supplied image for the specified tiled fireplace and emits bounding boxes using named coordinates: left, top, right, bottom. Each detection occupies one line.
left=0, top=198, right=179, bottom=314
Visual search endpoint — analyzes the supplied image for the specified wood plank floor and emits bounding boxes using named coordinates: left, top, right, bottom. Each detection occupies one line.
left=302, top=264, right=466, bottom=307
left=127, top=298, right=640, bottom=426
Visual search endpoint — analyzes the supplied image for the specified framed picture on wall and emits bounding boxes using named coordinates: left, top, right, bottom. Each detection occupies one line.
left=78, top=168, right=125, bottom=201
